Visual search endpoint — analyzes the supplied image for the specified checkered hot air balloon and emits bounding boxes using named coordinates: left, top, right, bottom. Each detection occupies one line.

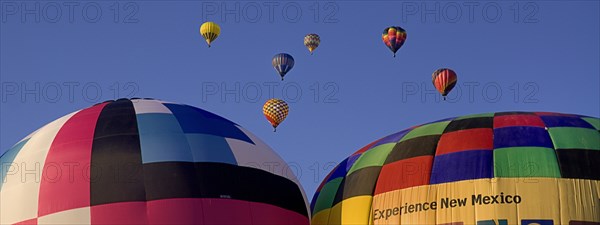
left=432, top=68, right=458, bottom=100
left=311, top=112, right=600, bottom=225
left=304, top=34, right=320, bottom=55
left=272, top=53, right=295, bottom=81
left=0, top=98, right=309, bottom=225
left=263, top=98, right=289, bottom=132
left=382, top=26, right=407, bottom=57
left=200, top=22, right=220, bottom=47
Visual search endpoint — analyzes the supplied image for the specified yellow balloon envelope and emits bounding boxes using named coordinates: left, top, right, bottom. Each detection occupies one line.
left=200, top=22, right=220, bottom=47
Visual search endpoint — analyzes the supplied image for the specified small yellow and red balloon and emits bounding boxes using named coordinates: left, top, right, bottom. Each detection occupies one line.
left=263, top=98, right=289, bottom=132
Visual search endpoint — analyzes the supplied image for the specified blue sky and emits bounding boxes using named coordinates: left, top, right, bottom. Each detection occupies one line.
left=1, top=1, right=599, bottom=200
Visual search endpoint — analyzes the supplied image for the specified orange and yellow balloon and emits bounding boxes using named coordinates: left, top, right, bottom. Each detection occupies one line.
left=200, top=22, right=220, bottom=47
left=263, top=98, right=289, bottom=132
left=304, top=34, right=320, bottom=55
left=382, top=26, right=407, bottom=57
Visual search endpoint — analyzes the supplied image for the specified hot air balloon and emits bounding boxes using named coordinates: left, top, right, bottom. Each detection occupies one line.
left=200, top=21, right=220, bottom=47
left=272, top=53, right=295, bottom=80
left=304, top=34, right=320, bottom=55
left=263, top=98, right=289, bottom=132
left=311, top=112, right=600, bottom=225
left=432, top=68, right=458, bottom=100
left=382, top=26, right=407, bottom=57
left=0, top=98, right=309, bottom=225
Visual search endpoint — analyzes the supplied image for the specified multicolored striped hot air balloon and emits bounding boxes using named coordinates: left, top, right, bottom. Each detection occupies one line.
left=200, top=22, right=220, bottom=47
left=311, top=112, right=600, bottom=225
left=432, top=68, right=458, bottom=100
left=382, top=26, right=407, bottom=57
left=263, top=98, right=289, bottom=132
left=272, top=53, right=295, bottom=80
left=0, top=98, right=309, bottom=225
left=304, top=34, right=320, bottom=55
